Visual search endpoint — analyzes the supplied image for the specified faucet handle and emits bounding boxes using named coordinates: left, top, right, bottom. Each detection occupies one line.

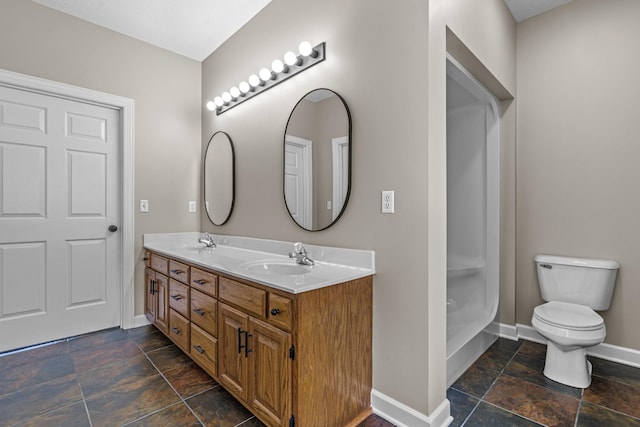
left=293, top=242, right=305, bottom=254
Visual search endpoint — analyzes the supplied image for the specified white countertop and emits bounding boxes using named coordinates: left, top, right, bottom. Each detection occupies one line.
left=143, top=232, right=375, bottom=294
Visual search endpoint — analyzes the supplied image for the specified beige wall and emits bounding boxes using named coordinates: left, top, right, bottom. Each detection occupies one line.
left=203, top=0, right=515, bottom=416
left=0, top=0, right=202, bottom=316
left=516, top=0, right=640, bottom=349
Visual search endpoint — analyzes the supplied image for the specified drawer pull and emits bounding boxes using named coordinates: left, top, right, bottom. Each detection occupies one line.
left=193, top=345, right=205, bottom=355
left=170, top=269, right=184, bottom=275
left=143, top=257, right=150, bottom=261
left=171, top=294, right=183, bottom=301
left=271, top=308, right=281, bottom=316
left=244, top=331, right=253, bottom=357
left=193, top=308, right=206, bottom=316
left=193, top=279, right=207, bottom=285
left=171, top=327, right=182, bottom=335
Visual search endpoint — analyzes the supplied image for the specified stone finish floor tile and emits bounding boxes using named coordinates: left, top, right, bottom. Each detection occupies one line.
left=0, top=340, right=70, bottom=373
left=186, top=386, right=255, bottom=427
left=124, top=402, right=202, bottom=427
left=576, top=401, right=640, bottom=427
left=472, top=345, right=515, bottom=373
left=19, top=401, right=91, bottom=427
left=590, top=356, right=640, bottom=388
left=484, top=375, right=579, bottom=426
left=146, top=344, right=194, bottom=373
left=0, top=353, right=75, bottom=396
left=71, top=338, right=142, bottom=372
left=583, top=375, right=640, bottom=418
left=464, top=402, right=544, bottom=427
left=162, top=361, right=218, bottom=398
left=516, top=341, right=547, bottom=360
left=77, top=353, right=158, bottom=398
left=447, top=388, right=479, bottom=427
left=451, top=364, right=500, bottom=398
left=68, top=327, right=130, bottom=353
left=85, top=373, right=180, bottom=427
left=503, top=353, right=582, bottom=398
left=133, top=330, right=174, bottom=352
left=356, top=413, right=396, bottom=427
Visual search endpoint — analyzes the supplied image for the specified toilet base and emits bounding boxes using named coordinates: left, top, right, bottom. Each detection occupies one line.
left=543, top=341, right=592, bottom=388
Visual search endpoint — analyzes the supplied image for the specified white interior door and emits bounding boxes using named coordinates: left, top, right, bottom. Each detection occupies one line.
left=0, top=85, right=121, bottom=352
left=331, top=136, right=349, bottom=220
left=284, top=135, right=312, bottom=229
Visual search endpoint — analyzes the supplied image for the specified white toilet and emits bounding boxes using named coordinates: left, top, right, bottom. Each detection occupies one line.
left=531, top=254, right=619, bottom=388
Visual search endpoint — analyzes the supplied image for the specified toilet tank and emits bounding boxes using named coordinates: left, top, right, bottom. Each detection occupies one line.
left=535, top=254, right=619, bottom=311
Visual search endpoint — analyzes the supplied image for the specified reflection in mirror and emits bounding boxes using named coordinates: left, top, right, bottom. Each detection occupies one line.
left=204, top=131, right=235, bottom=226
left=284, top=89, right=351, bottom=231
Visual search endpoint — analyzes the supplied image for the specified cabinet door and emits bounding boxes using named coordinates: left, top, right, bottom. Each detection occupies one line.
left=248, top=318, right=292, bottom=427
left=155, top=273, right=169, bottom=333
left=144, top=268, right=156, bottom=324
left=218, top=303, right=249, bottom=401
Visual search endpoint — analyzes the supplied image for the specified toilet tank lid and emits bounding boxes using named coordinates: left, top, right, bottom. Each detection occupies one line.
left=535, top=254, right=619, bottom=270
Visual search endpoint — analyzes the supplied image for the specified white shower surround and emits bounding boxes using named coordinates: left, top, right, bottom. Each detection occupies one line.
left=446, top=56, right=501, bottom=388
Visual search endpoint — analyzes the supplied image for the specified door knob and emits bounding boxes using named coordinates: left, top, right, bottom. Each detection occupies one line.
left=108, top=225, right=118, bottom=232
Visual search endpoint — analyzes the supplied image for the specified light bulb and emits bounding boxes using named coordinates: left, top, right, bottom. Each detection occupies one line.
left=214, top=96, right=224, bottom=107
left=221, top=92, right=232, bottom=103
left=272, top=59, right=285, bottom=73
left=248, top=74, right=261, bottom=87
left=239, top=81, right=250, bottom=94
left=230, top=86, right=240, bottom=99
left=259, top=67, right=273, bottom=81
left=206, top=101, right=216, bottom=111
left=298, top=41, right=313, bottom=57
left=284, top=51, right=299, bottom=66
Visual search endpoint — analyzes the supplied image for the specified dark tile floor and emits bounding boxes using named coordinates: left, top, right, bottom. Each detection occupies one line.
left=0, top=325, right=391, bottom=427
left=448, top=338, right=640, bottom=427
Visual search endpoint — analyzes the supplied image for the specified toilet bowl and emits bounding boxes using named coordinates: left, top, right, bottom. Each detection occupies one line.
left=532, top=301, right=605, bottom=388
left=532, top=255, right=618, bottom=389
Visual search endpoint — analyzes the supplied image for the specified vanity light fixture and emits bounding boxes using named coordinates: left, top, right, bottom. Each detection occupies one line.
left=207, top=41, right=326, bottom=115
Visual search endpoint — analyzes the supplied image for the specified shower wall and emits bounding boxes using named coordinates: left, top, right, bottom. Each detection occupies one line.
left=446, top=58, right=500, bottom=386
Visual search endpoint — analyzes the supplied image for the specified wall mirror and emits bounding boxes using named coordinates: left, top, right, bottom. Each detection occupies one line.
left=283, top=89, right=351, bottom=231
left=204, top=131, right=235, bottom=226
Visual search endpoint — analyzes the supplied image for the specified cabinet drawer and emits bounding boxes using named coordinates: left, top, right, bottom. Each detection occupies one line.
left=169, top=309, right=190, bottom=352
left=169, top=279, right=190, bottom=318
left=191, top=288, right=217, bottom=336
left=191, top=324, right=217, bottom=378
left=169, top=260, right=190, bottom=284
left=191, top=267, right=217, bottom=297
left=150, top=253, right=168, bottom=274
left=219, top=277, right=266, bottom=319
left=268, top=293, right=293, bottom=331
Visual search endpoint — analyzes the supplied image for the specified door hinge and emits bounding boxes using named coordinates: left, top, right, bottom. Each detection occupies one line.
left=289, top=415, right=295, bottom=427
left=289, top=345, right=295, bottom=360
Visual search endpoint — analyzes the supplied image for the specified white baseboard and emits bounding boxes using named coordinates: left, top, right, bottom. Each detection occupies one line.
left=509, top=323, right=640, bottom=368
left=129, top=314, right=151, bottom=329
left=371, top=390, right=452, bottom=427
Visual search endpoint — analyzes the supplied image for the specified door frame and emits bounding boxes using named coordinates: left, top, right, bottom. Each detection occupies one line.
left=331, top=135, right=349, bottom=221
left=0, top=68, right=135, bottom=329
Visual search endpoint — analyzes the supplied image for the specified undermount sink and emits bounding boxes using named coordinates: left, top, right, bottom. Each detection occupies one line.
left=240, top=260, right=313, bottom=276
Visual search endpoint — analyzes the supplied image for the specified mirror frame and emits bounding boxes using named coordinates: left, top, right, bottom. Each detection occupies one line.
left=283, top=88, right=352, bottom=232
left=204, top=131, right=235, bottom=226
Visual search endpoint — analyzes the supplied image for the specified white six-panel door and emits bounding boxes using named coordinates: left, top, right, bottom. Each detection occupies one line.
left=0, top=85, right=121, bottom=352
left=284, top=135, right=312, bottom=229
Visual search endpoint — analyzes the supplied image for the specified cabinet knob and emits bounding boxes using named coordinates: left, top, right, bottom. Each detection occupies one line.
left=271, top=308, right=281, bottom=316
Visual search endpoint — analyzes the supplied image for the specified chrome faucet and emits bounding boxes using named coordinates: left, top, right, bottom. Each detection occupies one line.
left=198, top=233, right=216, bottom=248
left=289, top=242, right=314, bottom=266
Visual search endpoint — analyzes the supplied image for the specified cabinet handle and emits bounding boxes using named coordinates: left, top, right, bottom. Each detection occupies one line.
left=244, top=331, right=252, bottom=357
left=193, top=308, right=206, bottom=316
left=150, top=280, right=155, bottom=294
left=270, top=308, right=281, bottom=316
left=143, top=257, right=150, bottom=261
left=238, top=327, right=245, bottom=354
left=170, top=269, right=184, bottom=275
left=171, top=294, right=183, bottom=301
left=171, top=327, right=181, bottom=335
left=193, top=345, right=205, bottom=354
left=193, top=279, right=207, bottom=285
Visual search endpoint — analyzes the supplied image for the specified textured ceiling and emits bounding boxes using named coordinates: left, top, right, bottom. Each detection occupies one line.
left=504, top=0, right=573, bottom=22
left=32, top=0, right=271, bottom=61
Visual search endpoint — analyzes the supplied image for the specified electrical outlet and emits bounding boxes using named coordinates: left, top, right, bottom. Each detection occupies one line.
left=139, top=199, right=149, bottom=213
left=382, top=191, right=394, bottom=213
left=188, top=201, right=197, bottom=213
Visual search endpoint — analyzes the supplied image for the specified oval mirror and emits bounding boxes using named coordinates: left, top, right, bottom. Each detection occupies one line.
left=204, top=131, right=235, bottom=226
left=283, top=89, right=351, bottom=231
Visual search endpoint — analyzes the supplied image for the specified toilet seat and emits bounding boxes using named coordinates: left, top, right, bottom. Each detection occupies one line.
left=533, top=301, right=604, bottom=331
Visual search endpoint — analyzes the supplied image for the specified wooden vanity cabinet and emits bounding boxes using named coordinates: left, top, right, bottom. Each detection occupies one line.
left=144, top=256, right=169, bottom=335
left=144, top=250, right=372, bottom=427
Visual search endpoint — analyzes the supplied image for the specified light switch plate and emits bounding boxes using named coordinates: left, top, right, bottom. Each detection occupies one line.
left=188, top=201, right=197, bottom=213
left=139, top=199, right=149, bottom=213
